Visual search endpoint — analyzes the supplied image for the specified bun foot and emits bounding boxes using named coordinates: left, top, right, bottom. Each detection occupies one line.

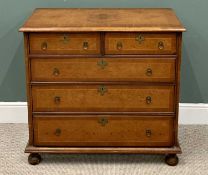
left=28, top=153, right=42, bottom=165
left=165, top=154, right=179, bottom=166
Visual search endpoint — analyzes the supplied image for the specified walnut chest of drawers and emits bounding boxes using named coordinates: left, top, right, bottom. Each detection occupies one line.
left=20, top=8, right=186, bottom=166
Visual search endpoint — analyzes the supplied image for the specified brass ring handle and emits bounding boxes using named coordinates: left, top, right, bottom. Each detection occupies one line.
left=158, top=41, right=164, bottom=50
left=54, top=128, right=61, bottom=136
left=53, top=68, right=60, bottom=76
left=146, top=68, right=153, bottom=76
left=97, top=59, right=108, bottom=69
left=83, top=41, right=89, bottom=50
left=54, top=96, right=61, bottom=104
left=98, top=117, right=108, bottom=126
left=41, top=42, right=47, bottom=51
left=117, top=42, right=123, bottom=50
left=146, top=129, right=152, bottom=137
left=98, top=85, right=107, bottom=96
left=146, top=96, right=152, bottom=104
left=135, top=34, right=145, bottom=44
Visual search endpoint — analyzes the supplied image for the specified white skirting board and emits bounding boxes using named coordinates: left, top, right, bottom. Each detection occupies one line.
left=0, top=102, right=207, bottom=124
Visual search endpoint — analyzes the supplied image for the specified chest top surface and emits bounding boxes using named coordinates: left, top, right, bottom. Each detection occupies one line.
left=19, top=8, right=185, bottom=32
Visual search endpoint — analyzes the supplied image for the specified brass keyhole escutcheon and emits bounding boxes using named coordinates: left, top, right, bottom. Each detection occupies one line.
left=146, top=129, right=152, bottom=137
left=97, top=59, right=108, bottom=69
left=54, top=96, right=61, bottom=104
left=146, top=68, right=153, bottom=76
left=135, top=34, right=145, bottom=44
left=98, top=85, right=107, bottom=96
left=54, top=128, right=61, bottom=136
left=98, top=117, right=108, bottom=126
left=117, top=42, right=123, bottom=50
left=158, top=41, right=164, bottom=50
left=41, top=42, right=47, bottom=51
left=60, top=34, right=70, bottom=44
left=83, top=41, right=89, bottom=50
left=146, top=96, right=152, bottom=104
left=53, top=68, right=60, bottom=76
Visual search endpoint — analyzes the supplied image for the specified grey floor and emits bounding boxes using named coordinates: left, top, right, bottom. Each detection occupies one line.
left=0, top=124, right=208, bottom=175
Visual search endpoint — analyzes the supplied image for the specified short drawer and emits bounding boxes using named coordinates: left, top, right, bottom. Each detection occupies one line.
left=31, top=58, right=175, bottom=82
left=105, top=33, right=176, bottom=55
left=32, top=85, right=174, bottom=112
left=34, top=115, right=174, bottom=147
left=29, top=33, right=101, bottom=55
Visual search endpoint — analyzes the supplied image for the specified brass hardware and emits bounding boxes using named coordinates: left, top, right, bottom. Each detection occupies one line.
left=54, top=96, right=61, bottom=104
left=146, top=96, right=152, bottom=104
left=117, top=42, right=123, bottom=50
left=83, top=41, right=89, bottom=50
left=54, top=128, right=61, bottom=136
left=158, top=41, right=164, bottom=50
left=60, top=34, right=69, bottom=44
left=146, top=68, right=153, bottom=76
left=98, top=117, right=108, bottom=126
left=146, top=129, right=152, bottom=137
left=41, top=42, right=47, bottom=51
left=135, top=34, right=145, bottom=44
left=98, top=85, right=107, bottom=96
left=53, top=68, right=60, bottom=76
left=97, top=59, right=108, bottom=69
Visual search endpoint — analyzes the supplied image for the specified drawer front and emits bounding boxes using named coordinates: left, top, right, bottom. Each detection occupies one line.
left=31, top=58, right=175, bottom=82
left=34, top=115, right=174, bottom=146
left=29, top=33, right=101, bottom=55
left=32, top=85, right=174, bottom=112
left=105, top=33, right=176, bottom=55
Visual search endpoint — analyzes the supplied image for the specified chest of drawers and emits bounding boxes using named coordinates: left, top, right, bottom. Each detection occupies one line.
left=20, top=8, right=185, bottom=166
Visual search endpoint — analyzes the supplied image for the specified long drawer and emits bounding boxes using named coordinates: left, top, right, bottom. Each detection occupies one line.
left=29, top=33, right=101, bottom=55
left=34, top=115, right=174, bottom=147
left=105, top=33, right=176, bottom=55
left=31, top=58, right=175, bottom=82
left=32, top=85, right=174, bottom=112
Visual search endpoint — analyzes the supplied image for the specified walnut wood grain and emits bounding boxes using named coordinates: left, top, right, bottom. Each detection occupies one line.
left=174, top=33, right=182, bottom=144
left=33, top=115, right=174, bottom=147
left=29, top=54, right=177, bottom=58
left=105, top=33, right=176, bottom=55
left=32, top=85, right=174, bottom=112
left=29, top=33, right=101, bottom=55
left=23, top=33, right=34, bottom=145
left=19, top=8, right=185, bottom=32
left=33, top=112, right=175, bottom=116
left=25, top=142, right=182, bottom=154
left=31, top=57, right=175, bottom=82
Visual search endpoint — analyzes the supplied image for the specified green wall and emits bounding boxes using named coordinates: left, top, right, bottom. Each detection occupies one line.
left=0, top=0, right=208, bottom=102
